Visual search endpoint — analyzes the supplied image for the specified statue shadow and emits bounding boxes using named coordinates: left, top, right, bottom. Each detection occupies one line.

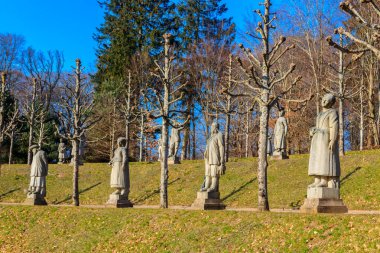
left=221, top=177, right=257, bottom=202
left=341, top=166, right=362, bottom=186
left=53, top=182, right=102, bottom=204
left=132, top=177, right=180, bottom=204
left=0, top=188, right=21, bottom=199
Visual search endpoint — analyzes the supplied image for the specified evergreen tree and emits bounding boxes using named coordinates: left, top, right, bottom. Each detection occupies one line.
left=94, top=0, right=177, bottom=84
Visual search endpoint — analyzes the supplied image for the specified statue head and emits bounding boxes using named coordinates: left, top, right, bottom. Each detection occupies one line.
left=117, top=137, right=127, bottom=147
left=321, top=93, right=336, bottom=109
left=60, top=138, right=64, bottom=143
left=30, top=144, right=40, bottom=155
left=279, top=109, right=285, bottom=117
left=211, top=121, right=219, bottom=134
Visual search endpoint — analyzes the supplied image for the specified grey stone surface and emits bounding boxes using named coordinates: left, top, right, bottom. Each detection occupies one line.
left=107, top=137, right=132, bottom=207
left=168, top=128, right=181, bottom=162
left=300, top=198, right=348, bottom=213
left=201, top=122, right=225, bottom=193
left=273, top=110, right=288, bottom=158
left=301, top=94, right=347, bottom=213
left=307, top=187, right=340, bottom=199
left=106, top=193, right=133, bottom=208
left=57, top=139, right=67, bottom=164
left=26, top=145, right=48, bottom=205
left=168, top=155, right=180, bottom=164
left=25, top=192, right=47, bottom=206
left=308, top=93, right=340, bottom=187
left=191, top=191, right=225, bottom=210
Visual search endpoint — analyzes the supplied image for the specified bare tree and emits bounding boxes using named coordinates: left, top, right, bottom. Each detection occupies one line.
left=234, top=0, right=304, bottom=211
left=324, top=34, right=363, bottom=155
left=0, top=72, right=19, bottom=148
left=330, top=0, right=380, bottom=59
left=147, top=33, right=188, bottom=208
left=55, top=59, right=100, bottom=206
left=21, top=48, right=63, bottom=159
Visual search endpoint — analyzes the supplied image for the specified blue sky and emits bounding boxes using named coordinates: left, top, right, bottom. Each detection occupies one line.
left=0, top=0, right=284, bottom=71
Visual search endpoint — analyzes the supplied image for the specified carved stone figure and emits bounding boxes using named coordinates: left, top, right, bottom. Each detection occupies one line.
left=273, top=110, right=288, bottom=159
left=308, top=94, right=340, bottom=188
left=201, top=122, right=226, bottom=192
left=168, top=127, right=181, bottom=164
left=58, top=139, right=67, bottom=164
left=158, top=139, right=163, bottom=162
left=300, top=94, right=347, bottom=213
left=107, top=137, right=133, bottom=207
left=192, top=122, right=226, bottom=210
left=25, top=145, right=48, bottom=205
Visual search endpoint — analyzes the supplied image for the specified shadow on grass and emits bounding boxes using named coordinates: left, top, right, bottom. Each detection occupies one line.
left=341, top=167, right=362, bottom=186
left=132, top=177, right=181, bottom=204
left=53, top=182, right=102, bottom=204
left=0, top=188, right=21, bottom=199
left=221, top=177, right=257, bottom=201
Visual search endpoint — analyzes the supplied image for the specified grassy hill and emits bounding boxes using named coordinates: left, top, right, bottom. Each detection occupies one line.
left=0, top=150, right=380, bottom=252
left=1, top=150, right=380, bottom=209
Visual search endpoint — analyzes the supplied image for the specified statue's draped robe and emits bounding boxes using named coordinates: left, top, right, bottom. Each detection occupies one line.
left=58, top=143, right=66, bottom=159
left=30, top=150, right=48, bottom=196
left=169, top=128, right=180, bottom=157
left=308, top=108, right=340, bottom=177
left=110, top=147, right=129, bottom=189
left=274, top=117, right=288, bottom=152
left=204, top=132, right=225, bottom=176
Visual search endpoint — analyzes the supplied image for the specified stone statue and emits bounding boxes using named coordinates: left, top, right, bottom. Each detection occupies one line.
left=107, top=137, right=133, bottom=207
left=25, top=144, right=48, bottom=205
left=169, top=128, right=180, bottom=157
left=192, top=121, right=226, bottom=210
left=273, top=110, right=288, bottom=159
left=158, top=139, right=163, bottom=162
left=201, top=122, right=226, bottom=192
left=58, top=138, right=67, bottom=164
left=300, top=94, right=347, bottom=213
left=308, top=94, right=340, bottom=188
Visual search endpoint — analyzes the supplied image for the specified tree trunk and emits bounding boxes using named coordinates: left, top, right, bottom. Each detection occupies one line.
left=27, top=78, right=38, bottom=165
left=224, top=113, right=230, bottom=162
left=72, top=139, right=80, bottom=206
left=368, top=58, right=379, bottom=146
left=360, top=83, right=364, bottom=151
left=257, top=92, right=270, bottom=211
left=245, top=105, right=250, bottom=158
left=139, top=110, right=144, bottom=162
left=160, top=119, right=169, bottom=208
left=338, top=41, right=345, bottom=156
left=8, top=130, right=14, bottom=164
left=110, top=98, right=116, bottom=161
left=191, top=108, right=196, bottom=160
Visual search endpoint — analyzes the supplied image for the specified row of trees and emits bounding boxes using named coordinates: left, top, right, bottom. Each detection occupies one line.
left=1, top=0, right=380, bottom=209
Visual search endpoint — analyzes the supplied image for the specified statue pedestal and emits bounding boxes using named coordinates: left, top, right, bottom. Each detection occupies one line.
left=191, top=191, right=226, bottom=210
left=271, top=151, right=289, bottom=160
left=24, top=193, right=47, bottom=206
left=300, top=187, right=348, bottom=213
left=168, top=156, right=180, bottom=164
left=106, top=193, right=133, bottom=208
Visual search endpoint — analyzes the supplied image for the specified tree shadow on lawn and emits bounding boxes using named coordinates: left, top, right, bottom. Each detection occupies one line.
left=53, top=182, right=102, bottom=204
left=221, top=177, right=257, bottom=202
left=132, top=177, right=181, bottom=204
left=341, top=167, right=362, bottom=186
left=0, top=188, right=21, bottom=199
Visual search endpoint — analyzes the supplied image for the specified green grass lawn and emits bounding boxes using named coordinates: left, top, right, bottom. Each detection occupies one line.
left=1, top=149, right=379, bottom=210
left=0, top=150, right=380, bottom=252
left=0, top=206, right=379, bottom=252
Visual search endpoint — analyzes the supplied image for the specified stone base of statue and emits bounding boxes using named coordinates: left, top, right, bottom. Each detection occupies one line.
left=24, top=193, right=47, bottom=206
left=57, top=161, right=64, bottom=164
left=271, top=151, right=289, bottom=160
left=168, top=156, right=180, bottom=164
left=191, top=191, right=226, bottom=210
left=106, top=193, right=133, bottom=208
left=300, top=187, right=348, bottom=213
